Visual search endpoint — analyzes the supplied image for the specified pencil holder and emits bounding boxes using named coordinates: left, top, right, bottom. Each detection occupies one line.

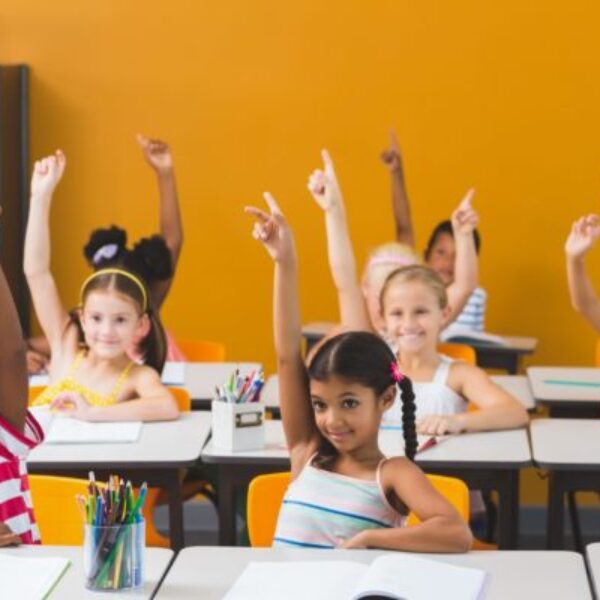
left=212, top=400, right=265, bottom=451
left=83, top=520, right=145, bottom=591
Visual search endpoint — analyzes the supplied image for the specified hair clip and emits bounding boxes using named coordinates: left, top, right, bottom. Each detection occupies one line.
left=92, top=243, right=119, bottom=265
left=390, top=361, right=404, bottom=383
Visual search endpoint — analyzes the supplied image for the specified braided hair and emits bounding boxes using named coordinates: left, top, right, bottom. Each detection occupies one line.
left=308, top=331, right=417, bottom=467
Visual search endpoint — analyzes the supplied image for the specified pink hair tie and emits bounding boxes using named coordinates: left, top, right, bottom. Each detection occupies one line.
left=390, top=361, right=404, bottom=383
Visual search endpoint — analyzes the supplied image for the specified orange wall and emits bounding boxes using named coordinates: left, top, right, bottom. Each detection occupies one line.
left=3, top=1, right=600, bottom=373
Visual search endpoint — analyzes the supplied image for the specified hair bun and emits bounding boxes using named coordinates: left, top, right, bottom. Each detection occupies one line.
left=127, top=235, right=173, bottom=283
left=83, top=226, right=127, bottom=267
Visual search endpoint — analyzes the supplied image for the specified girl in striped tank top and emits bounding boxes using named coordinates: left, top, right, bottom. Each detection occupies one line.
left=245, top=193, right=471, bottom=552
left=0, top=259, right=44, bottom=545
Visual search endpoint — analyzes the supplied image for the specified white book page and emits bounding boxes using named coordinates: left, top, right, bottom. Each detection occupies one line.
left=440, top=326, right=508, bottom=346
left=0, top=555, right=70, bottom=600
left=352, top=554, right=488, bottom=600
left=224, top=561, right=365, bottom=600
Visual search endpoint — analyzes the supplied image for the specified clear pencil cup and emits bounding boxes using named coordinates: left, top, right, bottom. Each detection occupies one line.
left=83, top=520, right=145, bottom=591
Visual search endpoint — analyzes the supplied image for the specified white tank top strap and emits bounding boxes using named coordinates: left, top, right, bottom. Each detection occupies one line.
left=433, top=355, right=453, bottom=385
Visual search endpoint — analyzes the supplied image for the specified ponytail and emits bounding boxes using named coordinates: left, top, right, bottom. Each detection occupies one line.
left=139, top=308, right=167, bottom=372
left=397, top=376, right=417, bottom=461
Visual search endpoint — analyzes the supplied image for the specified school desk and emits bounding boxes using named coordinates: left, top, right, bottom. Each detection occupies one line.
left=528, top=367, right=600, bottom=418
left=301, top=322, right=538, bottom=374
left=260, top=374, right=536, bottom=416
left=27, top=411, right=211, bottom=551
left=530, top=418, right=600, bottom=549
left=0, top=545, right=173, bottom=599
left=586, top=543, right=600, bottom=598
left=201, top=420, right=531, bottom=549
left=155, top=547, right=591, bottom=600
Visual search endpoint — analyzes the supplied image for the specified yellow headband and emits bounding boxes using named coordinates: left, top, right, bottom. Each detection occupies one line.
left=80, top=268, right=148, bottom=312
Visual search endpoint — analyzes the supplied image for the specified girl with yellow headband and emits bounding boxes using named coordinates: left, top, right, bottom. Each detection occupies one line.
left=24, top=150, right=178, bottom=422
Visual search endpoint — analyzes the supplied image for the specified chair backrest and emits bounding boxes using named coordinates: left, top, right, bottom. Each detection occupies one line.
left=28, top=385, right=46, bottom=406
left=29, top=475, right=105, bottom=545
left=176, top=339, right=226, bottom=362
left=246, top=471, right=469, bottom=547
left=168, top=386, right=191, bottom=412
left=437, top=342, right=476, bottom=365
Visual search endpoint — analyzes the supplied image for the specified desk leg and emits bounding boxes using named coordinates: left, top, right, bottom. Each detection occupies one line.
left=167, top=468, right=185, bottom=551
left=547, top=472, right=564, bottom=549
left=217, top=466, right=237, bottom=546
left=496, top=470, right=519, bottom=549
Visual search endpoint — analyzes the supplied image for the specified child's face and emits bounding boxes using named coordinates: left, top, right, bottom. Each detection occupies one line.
left=80, top=290, right=148, bottom=359
left=310, top=376, right=394, bottom=453
left=426, top=232, right=455, bottom=285
left=381, top=280, right=449, bottom=354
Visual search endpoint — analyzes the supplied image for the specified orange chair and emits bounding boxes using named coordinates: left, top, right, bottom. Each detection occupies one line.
left=176, top=339, right=226, bottom=362
left=28, top=385, right=46, bottom=406
left=246, top=472, right=469, bottom=547
left=437, top=342, right=477, bottom=365
left=29, top=475, right=106, bottom=545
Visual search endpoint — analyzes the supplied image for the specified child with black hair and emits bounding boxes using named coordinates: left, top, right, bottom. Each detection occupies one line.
left=25, top=151, right=178, bottom=422
left=381, top=131, right=486, bottom=333
left=245, top=193, right=471, bottom=552
left=0, top=226, right=44, bottom=544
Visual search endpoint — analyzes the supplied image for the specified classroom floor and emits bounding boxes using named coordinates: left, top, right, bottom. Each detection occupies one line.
left=154, top=500, right=600, bottom=551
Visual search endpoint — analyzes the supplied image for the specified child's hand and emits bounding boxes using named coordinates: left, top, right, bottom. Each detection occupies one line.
left=380, top=129, right=404, bottom=174
left=338, top=530, right=370, bottom=549
left=307, top=149, right=343, bottom=212
left=50, top=391, right=93, bottom=421
left=30, top=151, right=66, bottom=198
left=136, top=134, right=173, bottom=173
left=451, top=188, right=479, bottom=237
left=0, top=523, right=21, bottom=547
left=417, top=414, right=464, bottom=436
left=245, top=192, right=296, bottom=264
left=565, top=214, right=600, bottom=259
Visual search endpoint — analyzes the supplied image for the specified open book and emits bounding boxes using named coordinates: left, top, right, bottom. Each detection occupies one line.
left=440, top=326, right=508, bottom=347
left=0, top=554, right=70, bottom=599
left=224, top=554, right=488, bottom=600
left=30, top=407, right=142, bottom=444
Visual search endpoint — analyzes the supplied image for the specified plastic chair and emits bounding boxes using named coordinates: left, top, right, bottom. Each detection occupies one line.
left=176, top=339, right=226, bottom=362
left=437, top=342, right=477, bottom=365
left=29, top=475, right=105, bottom=545
left=246, top=472, right=469, bottom=547
left=28, top=385, right=46, bottom=406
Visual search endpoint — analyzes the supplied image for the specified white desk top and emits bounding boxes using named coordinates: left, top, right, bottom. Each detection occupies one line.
left=531, top=418, right=600, bottom=469
left=528, top=367, right=600, bottom=403
left=201, top=419, right=531, bottom=468
left=0, top=545, right=173, bottom=599
left=156, top=547, right=591, bottom=600
left=28, top=411, right=211, bottom=469
left=263, top=374, right=536, bottom=411
left=586, top=543, right=600, bottom=597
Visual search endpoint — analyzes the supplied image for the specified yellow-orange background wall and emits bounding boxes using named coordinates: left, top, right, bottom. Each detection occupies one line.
left=3, top=2, right=600, bottom=502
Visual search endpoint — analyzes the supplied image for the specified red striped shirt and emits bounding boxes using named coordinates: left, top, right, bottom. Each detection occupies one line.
left=0, top=411, right=44, bottom=544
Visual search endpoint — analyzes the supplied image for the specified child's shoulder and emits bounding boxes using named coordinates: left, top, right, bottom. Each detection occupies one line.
left=447, top=359, right=488, bottom=389
left=126, top=363, right=162, bottom=386
left=380, top=455, right=418, bottom=479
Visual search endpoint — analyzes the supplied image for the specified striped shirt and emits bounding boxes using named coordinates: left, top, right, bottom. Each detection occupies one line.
left=273, top=456, right=405, bottom=549
left=454, top=287, right=487, bottom=331
left=0, top=411, right=44, bottom=544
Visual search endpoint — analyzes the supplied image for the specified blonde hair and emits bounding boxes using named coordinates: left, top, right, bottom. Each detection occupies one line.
left=362, top=242, right=421, bottom=288
left=380, top=265, right=448, bottom=312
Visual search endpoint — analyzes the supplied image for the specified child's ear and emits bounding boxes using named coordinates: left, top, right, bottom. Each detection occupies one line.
left=440, top=304, right=452, bottom=328
left=134, top=313, right=151, bottom=342
left=379, top=384, right=397, bottom=412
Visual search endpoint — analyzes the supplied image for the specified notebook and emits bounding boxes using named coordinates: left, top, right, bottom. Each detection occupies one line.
left=0, top=554, right=70, bottom=599
left=224, top=554, right=488, bottom=600
left=30, top=407, right=142, bottom=444
left=440, top=327, right=508, bottom=347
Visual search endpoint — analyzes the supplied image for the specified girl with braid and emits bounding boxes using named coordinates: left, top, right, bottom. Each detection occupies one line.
left=245, top=192, right=471, bottom=552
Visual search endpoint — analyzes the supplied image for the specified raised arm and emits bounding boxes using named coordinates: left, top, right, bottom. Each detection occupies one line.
left=565, top=214, right=600, bottom=332
left=245, top=194, right=319, bottom=474
left=445, top=189, right=478, bottom=324
left=136, top=134, right=183, bottom=309
left=381, top=130, right=415, bottom=246
left=0, top=250, right=28, bottom=432
left=23, top=152, right=69, bottom=353
left=308, top=150, right=371, bottom=331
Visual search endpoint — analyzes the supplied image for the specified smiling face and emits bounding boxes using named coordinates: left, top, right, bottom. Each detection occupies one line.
left=382, top=279, right=450, bottom=355
left=80, top=290, right=148, bottom=359
left=426, top=232, right=455, bottom=285
left=310, top=376, right=394, bottom=453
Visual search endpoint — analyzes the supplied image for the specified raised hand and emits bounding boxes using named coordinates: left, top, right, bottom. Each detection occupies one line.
left=380, top=129, right=403, bottom=174
left=30, top=151, right=66, bottom=199
left=136, top=134, right=173, bottom=173
left=565, top=214, right=600, bottom=259
left=307, top=149, right=343, bottom=211
left=245, top=192, right=295, bottom=263
left=451, top=188, right=479, bottom=236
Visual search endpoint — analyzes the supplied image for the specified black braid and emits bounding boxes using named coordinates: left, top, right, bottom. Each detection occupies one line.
left=398, top=376, right=417, bottom=461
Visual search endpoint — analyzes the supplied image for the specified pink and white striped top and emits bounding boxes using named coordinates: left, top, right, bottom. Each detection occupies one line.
left=0, top=411, right=44, bottom=544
